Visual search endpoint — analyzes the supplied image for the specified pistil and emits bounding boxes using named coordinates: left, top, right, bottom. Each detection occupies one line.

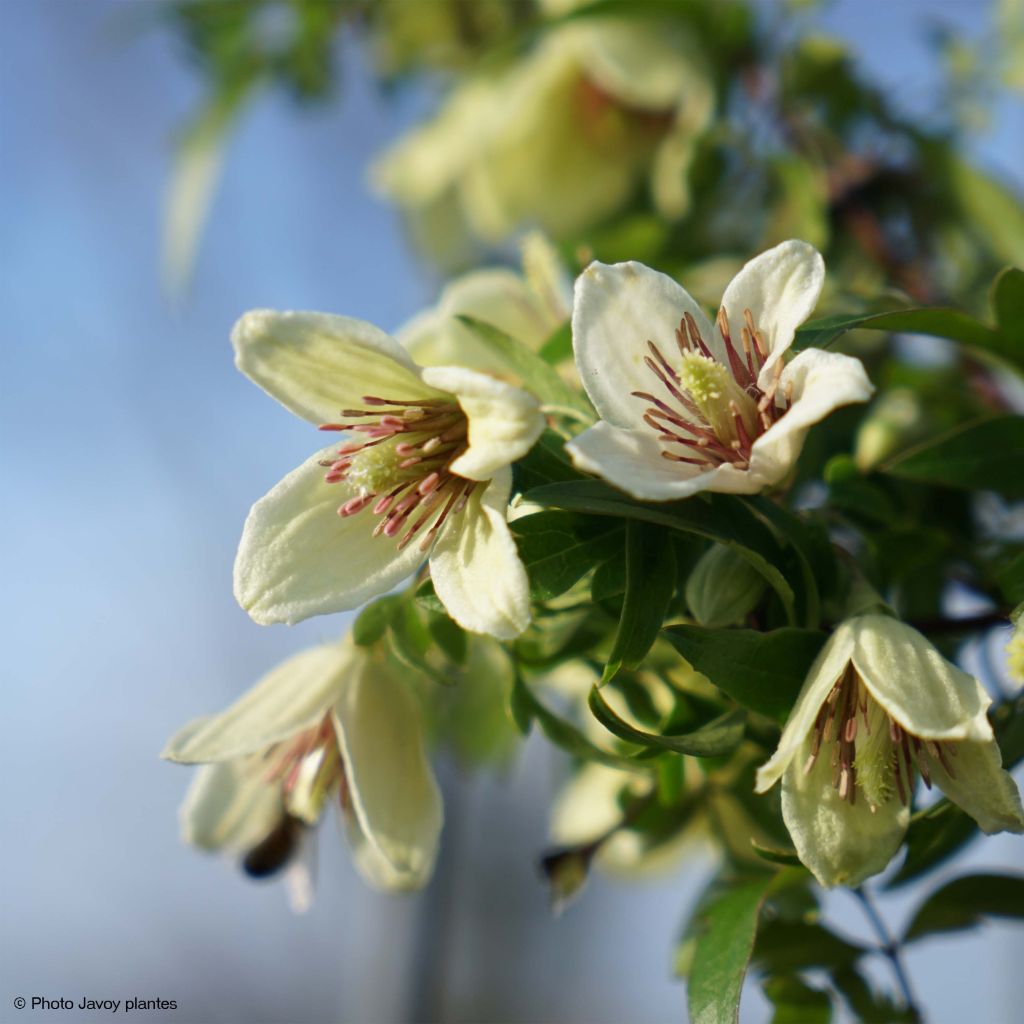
left=318, top=395, right=476, bottom=551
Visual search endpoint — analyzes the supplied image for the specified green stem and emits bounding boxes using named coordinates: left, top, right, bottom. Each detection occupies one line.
left=853, top=887, right=923, bottom=1021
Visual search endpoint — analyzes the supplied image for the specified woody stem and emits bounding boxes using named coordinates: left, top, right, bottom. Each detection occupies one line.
left=853, top=887, right=923, bottom=1021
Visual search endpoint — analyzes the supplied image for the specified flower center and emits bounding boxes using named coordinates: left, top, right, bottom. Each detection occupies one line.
left=803, top=665, right=959, bottom=812
left=319, top=395, right=476, bottom=551
left=264, top=714, right=345, bottom=825
left=632, top=308, right=790, bottom=470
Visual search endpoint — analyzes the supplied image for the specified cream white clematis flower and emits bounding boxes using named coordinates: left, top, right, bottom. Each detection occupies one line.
left=756, top=614, right=1024, bottom=888
left=164, top=637, right=444, bottom=893
left=232, top=310, right=546, bottom=640
left=565, top=240, right=874, bottom=500
left=372, top=13, right=713, bottom=248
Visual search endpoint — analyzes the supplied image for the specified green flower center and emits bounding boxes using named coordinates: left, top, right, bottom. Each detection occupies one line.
left=318, top=395, right=475, bottom=551
left=632, top=307, right=789, bottom=472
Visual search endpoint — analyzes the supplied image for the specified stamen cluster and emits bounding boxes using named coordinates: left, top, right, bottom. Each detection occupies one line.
left=633, top=308, right=791, bottom=469
left=264, top=714, right=343, bottom=808
left=319, top=395, right=475, bottom=551
left=804, top=666, right=958, bottom=812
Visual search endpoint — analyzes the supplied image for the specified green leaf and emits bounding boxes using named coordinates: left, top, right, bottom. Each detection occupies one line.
left=762, top=976, right=832, bottom=1024
left=455, top=315, right=593, bottom=419
left=511, top=511, right=623, bottom=601
left=512, top=429, right=584, bottom=493
left=426, top=612, right=467, bottom=666
left=687, top=874, right=781, bottom=1024
left=994, top=549, right=1024, bottom=604
left=412, top=578, right=446, bottom=614
left=992, top=267, right=1024, bottom=341
left=591, top=551, right=627, bottom=601
left=754, top=920, right=866, bottom=974
left=794, top=305, right=1023, bottom=373
left=352, top=594, right=401, bottom=646
left=888, top=800, right=978, bottom=889
left=903, top=872, right=1024, bottom=943
left=526, top=481, right=796, bottom=624
left=833, top=967, right=919, bottom=1024
left=588, top=686, right=746, bottom=757
left=946, top=160, right=1024, bottom=268
left=750, top=840, right=803, bottom=867
left=538, top=320, right=572, bottom=365
left=511, top=673, right=652, bottom=773
left=603, top=521, right=677, bottom=681
left=880, top=415, right=1024, bottom=499
left=662, top=627, right=827, bottom=723
left=389, top=602, right=451, bottom=686
left=747, top=497, right=830, bottom=629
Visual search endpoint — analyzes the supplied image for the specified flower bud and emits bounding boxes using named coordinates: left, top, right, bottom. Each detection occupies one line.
left=686, top=545, right=766, bottom=628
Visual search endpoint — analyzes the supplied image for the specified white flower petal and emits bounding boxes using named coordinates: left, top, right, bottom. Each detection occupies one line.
left=572, top=260, right=717, bottom=431
left=421, top=365, right=545, bottom=481
left=232, top=310, right=442, bottom=425
left=756, top=622, right=857, bottom=792
left=163, top=642, right=356, bottom=763
left=923, top=741, right=1024, bottom=834
left=566, top=420, right=761, bottom=500
left=398, top=269, right=556, bottom=371
left=234, top=445, right=426, bottom=625
left=429, top=467, right=531, bottom=640
left=781, top=735, right=909, bottom=887
left=178, top=760, right=283, bottom=853
left=749, top=349, right=874, bottom=475
left=332, top=654, right=443, bottom=891
left=718, top=240, right=825, bottom=386
left=850, top=616, right=993, bottom=742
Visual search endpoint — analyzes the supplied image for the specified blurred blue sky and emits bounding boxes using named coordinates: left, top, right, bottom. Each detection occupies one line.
left=1, top=2, right=1021, bottom=1022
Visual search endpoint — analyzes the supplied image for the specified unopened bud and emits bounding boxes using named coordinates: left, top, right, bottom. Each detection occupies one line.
left=685, top=545, right=765, bottom=627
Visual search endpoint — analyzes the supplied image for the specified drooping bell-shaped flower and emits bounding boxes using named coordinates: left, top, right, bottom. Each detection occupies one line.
left=371, top=10, right=713, bottom=251
left=164, top=637, right=444, bottom=894
left=566, top=241, right=874, bottom=500
left=232, top=310, right=545, bottom=640
left=756, top=615, right=1024, bottom=887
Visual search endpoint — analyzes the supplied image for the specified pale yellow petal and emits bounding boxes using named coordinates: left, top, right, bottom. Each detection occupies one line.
left=163, top=642, right=356, bottom=763
left=749, top=349, right=874, bottom=477
left=420, top=365, right=544, bottom=481
left=429, top=467, right=531, bottom=640
left=756, top=622, right=857, bottom=792
left=234, top=445, right=426, bottom=625
left=923, top=740, right=1024, bottom=834
left=851, top=616, right=993, bottom=741
left=781, top=733, right=909, bottom=887
left=178, top=759, right=283, bottom=853
left=232, top=310, right=442, bottom=425
left=332, top=655, right=443, bottom=891
left=719, top=240, right=825, bottom=383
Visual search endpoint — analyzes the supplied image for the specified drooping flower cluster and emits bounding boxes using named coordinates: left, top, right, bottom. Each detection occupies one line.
left=166, top=233, right=1022, bottom=911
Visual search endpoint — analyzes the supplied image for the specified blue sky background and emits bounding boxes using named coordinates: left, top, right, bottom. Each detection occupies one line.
left=1, top=1, right=1021, bottom=1021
